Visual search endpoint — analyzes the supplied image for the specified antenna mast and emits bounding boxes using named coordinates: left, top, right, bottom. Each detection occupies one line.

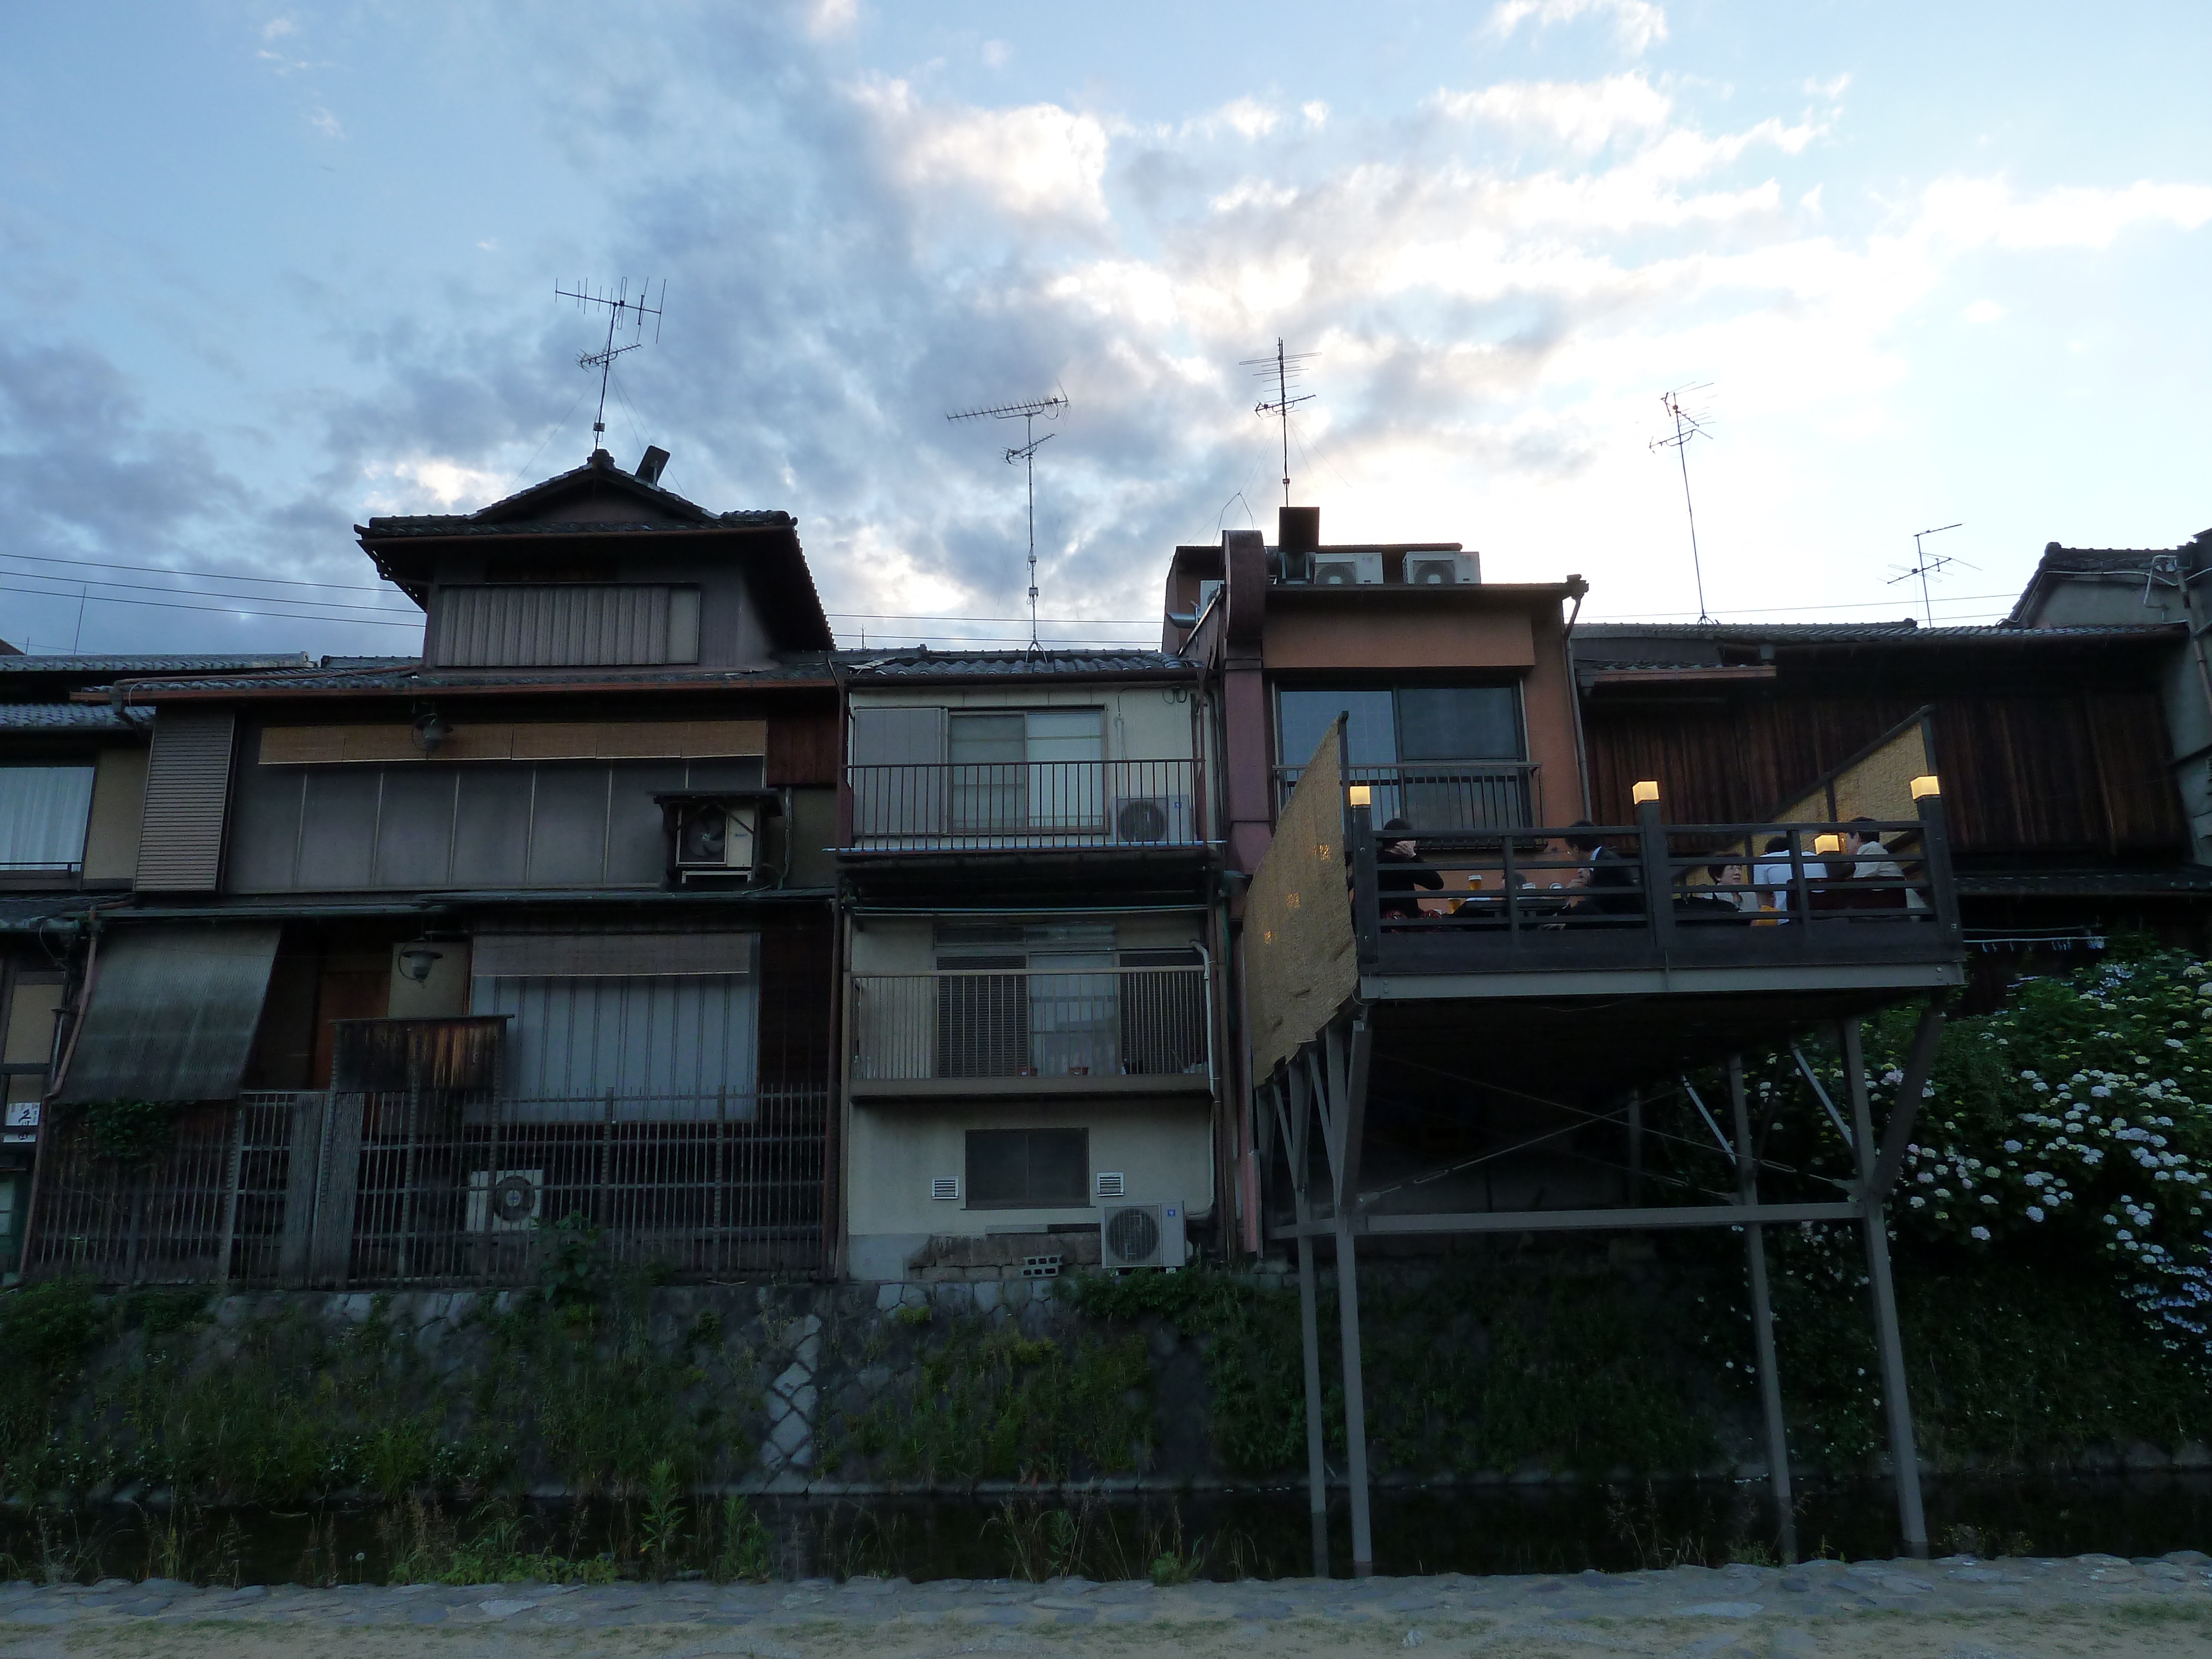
left=1648, top=384, right=1716, bottom=623
left=1244, top=339, right=1317, bottom=507
left=554, top=279, right=665, bottom=455
left=946, top=392, right=1070, bottom=649
left=1888, top=522, right=1968, bottom=625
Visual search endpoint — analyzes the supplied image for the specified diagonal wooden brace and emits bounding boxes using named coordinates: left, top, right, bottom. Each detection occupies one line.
left=1870, top=995, right=1949, bottom=1200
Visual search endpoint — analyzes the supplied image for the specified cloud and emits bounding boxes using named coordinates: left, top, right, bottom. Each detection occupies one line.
left=1485, top=0, right=1668, bottom=55
left=849, top=76, right=1111, bottom=225
left=1963, top=299, right=2004, bottom=324
left=7, top=5, right=2209, bottom=654
left=307, top=107, right=345, bottom=140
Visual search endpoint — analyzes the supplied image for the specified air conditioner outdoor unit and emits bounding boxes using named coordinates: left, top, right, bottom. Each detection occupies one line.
left=1110, top=795, right=1193, bottom=846
left=1312, top=551, right=1384, bottom=586
left=467, top=1168, right=545, bottom=1233
left=1100, top=1201, right=1186, bottom=1270
left=1405, top=552, right=1481, bottom=586
left=673, top=799, right=758, bottom=874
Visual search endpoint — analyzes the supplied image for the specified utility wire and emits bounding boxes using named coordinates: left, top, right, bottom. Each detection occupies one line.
left=0, top=549, right=411, bottom=597
left=0, top=566, right=420, bottom=619
left=0, top=582, right=422, bottom=629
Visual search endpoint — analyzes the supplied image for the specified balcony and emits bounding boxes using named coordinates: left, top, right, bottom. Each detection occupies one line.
left=1277, top=760, right=1540, bottom=834
left=1344, top=810, right=1964, bottom=999
left=842, top=759, right=1202, bottom=854
left=849, top=965, right=1213, bottom=1100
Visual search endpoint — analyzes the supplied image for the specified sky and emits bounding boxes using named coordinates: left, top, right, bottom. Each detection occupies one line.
left=0, top=1, right=2206, bottom=658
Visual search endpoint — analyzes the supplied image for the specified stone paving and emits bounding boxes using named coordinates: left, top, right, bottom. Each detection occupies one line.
left=1, top=1552, right=2208, bottom=1656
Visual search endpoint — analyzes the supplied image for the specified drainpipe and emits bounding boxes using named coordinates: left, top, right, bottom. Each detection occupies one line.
left=1561, top=575, right=1592, bottom=822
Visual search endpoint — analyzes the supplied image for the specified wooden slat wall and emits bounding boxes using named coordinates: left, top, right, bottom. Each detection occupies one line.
left=432, top=585, right=701, bottom=668
left=1584, top=690, right=2185, bottom=854
left=258, top=719, right=766, bottom=764
left=136, top=711, right=237, bottom=890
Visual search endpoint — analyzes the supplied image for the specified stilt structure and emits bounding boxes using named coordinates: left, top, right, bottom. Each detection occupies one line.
left=1245, top=720, right=1964, bottom=1576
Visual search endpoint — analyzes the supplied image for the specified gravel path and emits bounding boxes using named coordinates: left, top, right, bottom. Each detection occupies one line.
left=1, top=1552, right=2207, bottom=1657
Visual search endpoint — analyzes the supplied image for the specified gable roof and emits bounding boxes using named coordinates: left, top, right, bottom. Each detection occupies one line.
left=355, top=449, right=831, bottom=651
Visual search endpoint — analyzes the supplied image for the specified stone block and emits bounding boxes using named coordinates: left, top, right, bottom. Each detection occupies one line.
left=875, top=1282, right=906, bottom=1313
left=973, top=1281, right=1003, bottom=1313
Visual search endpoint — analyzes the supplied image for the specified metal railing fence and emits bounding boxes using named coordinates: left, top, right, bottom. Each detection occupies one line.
left=846, top=759, right=1201, bottom=849
left=852, top=966, right=1212, bottom=1083
left=23, top=1088, right=828, bottom=1287
left=1277, top=761, right=1538, bottom=833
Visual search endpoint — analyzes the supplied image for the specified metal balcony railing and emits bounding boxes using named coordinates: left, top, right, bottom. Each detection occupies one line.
left=845, top=759, right=1202, bottom=851
left=1277, top=761, right=1538, bottom=833
left=851, top=966, right=1212, bottom=1084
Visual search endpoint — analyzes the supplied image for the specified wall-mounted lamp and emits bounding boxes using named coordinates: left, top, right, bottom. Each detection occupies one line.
left=1910, top=774, right=1942, bottom=800
left=1812, top=833, right=1844, bottom=856
left=396, top=940, right=445, bottom=983
left=1347, top=785, right=1373, bottom=808
left=1631, top=780, right=1661, bottom=806
left=411, top=711, right=452, bottom=757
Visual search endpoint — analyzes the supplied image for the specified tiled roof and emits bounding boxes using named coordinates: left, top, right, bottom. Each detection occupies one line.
left=95, top=655, right=841, bottom=700
left=840, top=648, right=1195, bottom=680
left=1955, top=867, right=2212, bottom=898
left=0, top=653, right=311, bottom=673
left=358, top=451, right=790, bottom=536
left=0, top=894, right=101, bottom=934
left=359, top=514, right=792, bottom=538
left=1574, top=620, right=2180, bottom=651
left=1575, top=621, right=1920, bottom=640
left=0, top=704, right=150, bottom=731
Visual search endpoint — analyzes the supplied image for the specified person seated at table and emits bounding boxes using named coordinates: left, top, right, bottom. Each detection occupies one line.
left=1844, top=816, right=1917, bottom=910
left=1751, top=834, right=1827, bottom=915
left=1563, top=822, right=1641, bottom=917
left=1375, top=816, right=1443, bottom=919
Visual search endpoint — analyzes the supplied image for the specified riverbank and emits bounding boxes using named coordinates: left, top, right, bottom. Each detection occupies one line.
left=3, top=1553, right=2209, bottom=1658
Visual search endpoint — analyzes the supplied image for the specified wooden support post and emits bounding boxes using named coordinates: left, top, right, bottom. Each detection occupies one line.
left=1626, top=1089, right=1644, bottom=1207
left=1728, top=1053, right=1796, bottom=1563
left=1843, top=1019, right=1929, bottom=1557
left=1330, top=1018, right=1375, bottom=1574
left=1335, top=1213, right=1372, bottom=1575
left=1281, top=1071, right=1331, bottom=1578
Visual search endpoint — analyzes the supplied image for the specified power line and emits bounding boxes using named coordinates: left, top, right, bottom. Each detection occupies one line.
left=0, top=565, right=420, bottom=619
left=0, top=581, right=422, bottom=629
left=0, top=549, right=410, bottom=597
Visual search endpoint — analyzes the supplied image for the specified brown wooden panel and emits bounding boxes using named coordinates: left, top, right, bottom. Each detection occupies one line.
left=759, top=914, right=834, bottom=1094
left=766, top=708, right=839, bottom=786
left=2087, top=691, right=2188, bottom=850
left=330, top=1016, right=505, bottom=1093
left=310, top=967, right=390, bottom=1090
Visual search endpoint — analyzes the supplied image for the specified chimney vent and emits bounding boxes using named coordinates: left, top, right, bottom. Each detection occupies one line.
left=635, top=445, right=671, bottom=486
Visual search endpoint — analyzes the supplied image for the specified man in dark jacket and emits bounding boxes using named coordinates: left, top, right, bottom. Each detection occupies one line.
left=1375, top=816, right=1443, bottom=919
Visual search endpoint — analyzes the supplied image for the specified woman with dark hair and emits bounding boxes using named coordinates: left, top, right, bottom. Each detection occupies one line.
left=1375, top=816, right=1443, bottom=919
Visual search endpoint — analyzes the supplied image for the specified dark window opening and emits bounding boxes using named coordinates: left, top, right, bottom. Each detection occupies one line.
left=966, top=1127, right=1089, bottom=1209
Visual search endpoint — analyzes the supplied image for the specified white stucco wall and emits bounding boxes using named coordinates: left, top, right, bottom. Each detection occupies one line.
left=844, top=1096, right=1213, bottom=1281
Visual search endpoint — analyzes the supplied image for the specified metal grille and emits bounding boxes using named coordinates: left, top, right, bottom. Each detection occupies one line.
left=852, top=966, right=1211, bottom=1082
left=847, top=759, right=1199, bottom=850
left=24, top=1088, right=827, bottom=1286
left=25, top=1093, right=300, bottom=1285
left=343, top=1089, right=826, bottom=1284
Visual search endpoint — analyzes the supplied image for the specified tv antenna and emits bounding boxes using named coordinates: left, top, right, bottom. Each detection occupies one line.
left=1244, top=339, right=1317, bottom=508
left=1648, top=384, right=1717, bottom=622
left=946, top=391, right=1069, bottom=649
left=555, top=279, right=665, bottom=456
left=1888, top=523, right=1970, bottom=625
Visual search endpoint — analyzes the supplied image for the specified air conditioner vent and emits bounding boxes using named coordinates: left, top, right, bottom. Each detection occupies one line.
left=931, top=1176, right=961, bottom=1202
left=1405, top=552, right=1480, bottom=586
left=1095, top=1171, right=1126, bottom=1199
left=467, top=1168, right=545, bottom=1233
left=1312, top=551, right=1384, bottom=587
left=1099, top=1201, right=1186, bottom=1270
left=1111, top=795, right=1193, bottom=844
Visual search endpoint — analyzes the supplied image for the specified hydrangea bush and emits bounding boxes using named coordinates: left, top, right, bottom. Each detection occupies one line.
left=1865, top=947, right=2212, bottom=1354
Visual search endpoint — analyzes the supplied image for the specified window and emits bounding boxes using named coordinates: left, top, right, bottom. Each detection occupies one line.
left=0, top=766, right=94, bottom=871
left=1277, top=686, right=1523, bottom=769
left=966, top=1128, right=1089, bottom=1209
left=947, top=708, right=1104, bottom=831
left=1276, top=686, right=1527, bottom=831
left=935, top=925, right=1118, bottom=1078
